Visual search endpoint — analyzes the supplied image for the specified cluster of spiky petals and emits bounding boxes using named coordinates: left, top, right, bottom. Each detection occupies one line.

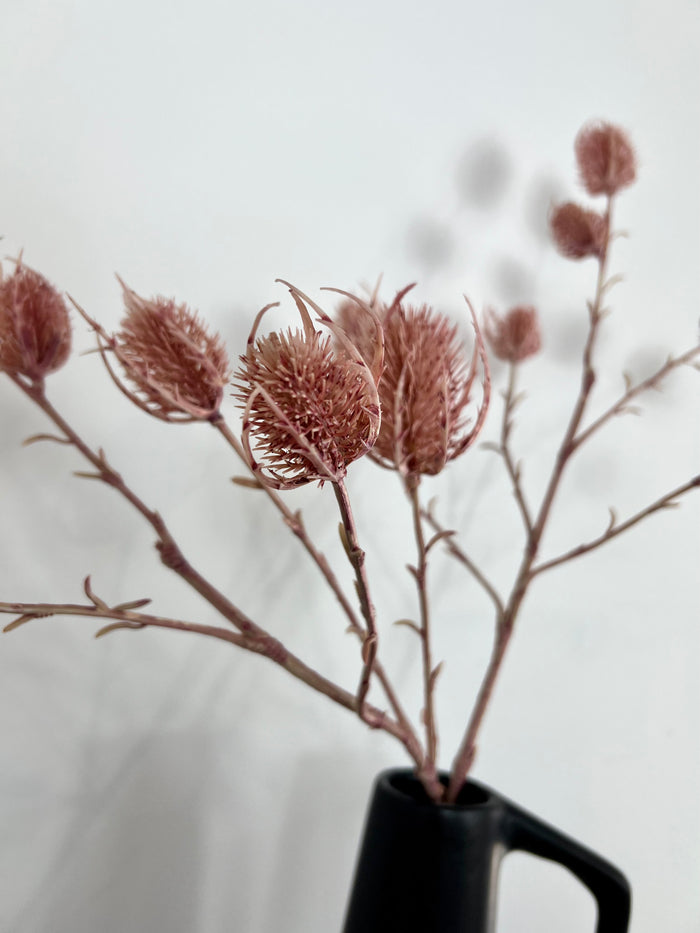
left=0, top=261, right=71, bottom=381
left=484, top=306, right=541, bottom=363
left=575, top=121, right=636, bottom=197
left=234, top=285, right=381, bottom=489
left=549, top=202, right=608, bottom=260
left=113, top=282, right=230, bottom=421
left=344, top=291, right=490, bottom=479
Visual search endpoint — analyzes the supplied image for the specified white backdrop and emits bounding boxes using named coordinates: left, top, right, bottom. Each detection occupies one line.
left=1, top=1, right=698, bottom=931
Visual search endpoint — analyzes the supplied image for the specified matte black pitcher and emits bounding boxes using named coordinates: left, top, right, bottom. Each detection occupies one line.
left=343, top=770, right=630, bottom=933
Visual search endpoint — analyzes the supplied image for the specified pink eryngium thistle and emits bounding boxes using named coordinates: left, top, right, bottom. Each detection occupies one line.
left=357, top=289, right=490, bottom=479
left=575, top=121, right=637, bottom=197
left=109, top=280, right=230, bottom=421
left=549, top=202, right=608, bottom=260
left=234, top=281, right=382, bottom=489
left=0, top=260, right=71, bottom=381
left=485, top=306, right=542, bottom=363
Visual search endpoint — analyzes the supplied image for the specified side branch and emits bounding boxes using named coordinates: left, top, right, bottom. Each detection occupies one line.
left=0, top=593, right=419, bottom=756
left=573, top=344, right=700, bottom=450
left=499, top=364, right=534, bottom=535
left=422, top=505, right=505, bottom=616
left=531, top=474, right=700, bottom=576
left=216, top=415, right=421, bottom=758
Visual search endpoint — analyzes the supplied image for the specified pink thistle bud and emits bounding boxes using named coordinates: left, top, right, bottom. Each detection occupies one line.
left=549, top=202, right=608, bottom=260
left=368, top=290, right=490, bottom=479
left=0, top=260, right=71, bottom=381
left=111, top=281, right=230, bottom=421
left=484, top=306, right=541, bottom=363
left=575, top=121, right=637, bottom=197
left=234, top=282, right=382, bottom=490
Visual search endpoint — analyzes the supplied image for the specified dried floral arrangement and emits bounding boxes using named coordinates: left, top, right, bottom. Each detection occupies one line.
left=1, top=121, right=698, bottom=805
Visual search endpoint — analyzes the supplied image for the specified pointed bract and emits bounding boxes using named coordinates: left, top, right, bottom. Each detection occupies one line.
left=234, top=285, right=381, bottom=489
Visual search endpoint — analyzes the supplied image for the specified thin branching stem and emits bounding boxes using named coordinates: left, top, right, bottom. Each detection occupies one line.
left=407, top=479, right=439, bottom=772
left=333, top=479, right=379, bottom=716
left=500, top=363, right=534, bottom=535
left=5, top=374, right=428, bottom=763
left=446, top=196, right=616, bottom=802
left=214, top=415, right=421, bottom=758
left=0, top=595, right=417, bottom=749
left=531, top=474, right=700, bottom=576
left=573, top=345, right=700, bottom=450
left=421, top=506, right=505, bottom=617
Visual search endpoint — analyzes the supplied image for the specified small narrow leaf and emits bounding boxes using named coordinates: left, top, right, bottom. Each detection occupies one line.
left=232, top=476, right=263, bottom=489
left=3, top=613, right=40, bottom=632
left=429, top=661, right=444, bottom=689
left=338, top=522, right=351, bottom=557
left=95, top=621, right=144, bottom=639
left=83, top=576, right=107, bottom=609
left=113, top=597, right=152, bottom=611
left=393, top=619, right=422, bottom=637
left=22, top=433, right=70, bottom=447
left=425, top=529, right=456, bottom=553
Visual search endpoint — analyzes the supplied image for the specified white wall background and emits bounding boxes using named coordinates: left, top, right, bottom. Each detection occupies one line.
left=1, top=0, right=698, bottom=931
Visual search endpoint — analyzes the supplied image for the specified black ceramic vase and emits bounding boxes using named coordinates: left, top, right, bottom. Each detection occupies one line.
left=342, top=769, right=630, bottom=933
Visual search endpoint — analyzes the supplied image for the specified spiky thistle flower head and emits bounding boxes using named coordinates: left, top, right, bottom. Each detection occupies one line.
left=0, top=259, right=71, bottom=381
left=549, top=202, right=608, bottom=260
left=109, top=280, right=230, bottom=421
left=484, top=305, right=542, bottom=363
left=343, top=286, right=490, bottom=480
left=575, top=121, right=637, bottom=197
left=234, top=282, right=382, bottom=490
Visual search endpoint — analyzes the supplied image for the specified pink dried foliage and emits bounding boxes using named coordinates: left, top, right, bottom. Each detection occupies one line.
left=0, top=261, right=71, bottom=380
left=115, top=282, right=230, bottom=420
left=575, top=122, right=637, bottom=197
left=234, top=296, right=381, bottom=489
left=345, top=292, right=490, bottom=478
left=550, top=202, right=608, bottom=260
left=485, top=306, right=541, bottom=364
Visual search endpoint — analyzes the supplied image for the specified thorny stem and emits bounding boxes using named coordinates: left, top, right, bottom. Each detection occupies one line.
left=6, top=375, right=425, bottom=765
left=407, top=480, right=439, bottom=774
left=447, top=196, right=616, bottom=802
left=214, top=415, right=422, bottom=761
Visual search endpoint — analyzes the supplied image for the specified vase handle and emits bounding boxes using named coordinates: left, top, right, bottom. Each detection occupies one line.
left=502, top=799, right=631, bottom=933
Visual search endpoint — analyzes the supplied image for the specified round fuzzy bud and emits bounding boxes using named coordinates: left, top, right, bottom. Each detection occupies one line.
left=0, top=262, right=71, bottom=380
left=368, top=297, right=490, bottom=479
left=550, top=202, right=608, bottom=260
left=485, top=306, right=541, bottom=364
left=575, top=122, right=636, bottom=196
left=234, top=286, right=381, bottom=489
left=115, top=282, right=230, bottom=421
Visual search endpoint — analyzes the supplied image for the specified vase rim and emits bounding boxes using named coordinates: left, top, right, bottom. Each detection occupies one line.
left=378, top=768, right=494, bottom=809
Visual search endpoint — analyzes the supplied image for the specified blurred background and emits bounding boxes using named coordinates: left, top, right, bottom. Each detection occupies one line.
left=1, top=0, right=698, bottom=930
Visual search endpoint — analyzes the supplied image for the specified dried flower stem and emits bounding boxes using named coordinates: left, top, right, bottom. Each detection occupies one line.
left=573, top=344, right=700, bottom=450
left=500, top=363, right=534, bottom=535
left=446, top=196, right=616, bottom=801
left=531, top=473, right=700, bottom=576
left=422, top=505, right=505, bottom=616
left=5, top=374, right=426, bottom=761
left=407, top=480, right=440, bottom=777
left=214, top=414, right=421, bottom=754
left=0, top=592, right=416, bottom=746
left=333, top=479, right=379, bottom=714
